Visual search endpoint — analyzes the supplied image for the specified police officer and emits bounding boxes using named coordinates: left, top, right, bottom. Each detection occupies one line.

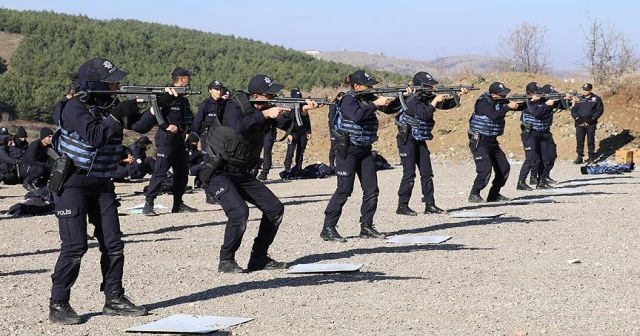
left=321, top=70, right=395, bottom=242
left=282, top=88, right=312, bottom=174
left=9, top=126, right=29, bottom=161
left=468, top=82, right=521, bottom=203
left=204, top=74, right=320, bottom=273
left=141, top=67, right=197, bottom=216
left=535, top=84, right=562, bottom=184
left=395, top=72, right=464, bottom=216
left=516, top=82, right=558, bottom=190
left=19, top=127, right=53, bottom=190
left=571, top=83, right=604, bottom=164
left=49, top=57, right=146, bottom=324
left=193, top=79, right=226, bottom=151
left=0, top=132, right=19, bottom=184
left=328, top=92, right=345, bottom=170
left=257, top=114, right=278, bottom=181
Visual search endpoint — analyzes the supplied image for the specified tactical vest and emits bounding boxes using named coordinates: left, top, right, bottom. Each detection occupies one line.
left=55, top=104, right=122, bottom=178
left=203, top=91, right=264, bottom=169
left=396, top=111, right=434, bottom=141
left=334, top=92, right=379, bottom=146
left=468, top=92, right=505, bottom=136
left=522, top=110, right=553, bottom=132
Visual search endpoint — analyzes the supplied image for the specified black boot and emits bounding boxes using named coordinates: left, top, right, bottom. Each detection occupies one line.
left=545, top=177, right=558, bottom=184
left=468, top=193, right=484, bottom=203
left=218, top=259, right=244, bottom=273
left=487, top=194, right=511, bottom=202
left=49, top=299, right=83, bottom=325
left=205, top=192, right=217, bottom=205
left=257, top=170, right=268, bottom=181
left=536, top=181, right=553, bottom=189
left=396, top=203, right=417, bottom=216
left=142, top=199, right=157, bottom=216
left=172, top=202, right=198, bottom=213
left=516, top=181, right=533, bottom=191
left=529, top=176, right=538, bottom=186
left=320, top=226, right=347, bottom=243
left=573, top=156, right=583, bottom=164
left=424, top=203, right=446, bottom=214
left=359, top=223, right=385, bottom=239
left=247, top=255, right=288, bottom=272
left=103, top=292, right=147, bottom=317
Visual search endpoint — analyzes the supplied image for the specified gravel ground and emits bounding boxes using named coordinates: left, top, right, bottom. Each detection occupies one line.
left=0, top=160, right=639, bottom=336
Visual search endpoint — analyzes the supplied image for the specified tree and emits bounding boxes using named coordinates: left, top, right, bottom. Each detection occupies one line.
left=500, top=23, right=551, bottom=74
left=582, top=19, right=638, bottom=85
left=0, top=56, right=6, bottom=74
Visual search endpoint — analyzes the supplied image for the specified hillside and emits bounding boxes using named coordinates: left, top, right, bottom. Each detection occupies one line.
left=0, top=9, right=407, bottom=122
left=307, top=50, right=502, bottom=77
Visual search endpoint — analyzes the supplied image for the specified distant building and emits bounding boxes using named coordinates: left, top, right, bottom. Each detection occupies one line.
left=304, top=49, right=321, bottom=55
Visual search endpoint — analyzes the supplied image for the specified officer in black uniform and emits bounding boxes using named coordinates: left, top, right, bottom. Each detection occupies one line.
left=49, top=57, right=146, bottom=324
left=204, top=74, right=320, bottom=273
left=327, top=92, right=344, bottom=170
left=19, top=127, right=53, bottom=190
left=516, top=82, right=558, bottom=190
left=9, top=126, right=29, bottom=161
left=571, top=83, right=604, bottom=164
left=141, top=67, right=197, bottom=216
left=282, top=88, right=312, bottom=173
left=0, top=132, right=20, bottom=184
left=193, top=79, right=226, bottom=151
left=321, top=70, right=396, bottom=242
left=257, top=115, right=278, bottom=181
left=535, top=84, right=562, bottom=184
left=468, top=82, right=521, bottom=203
left=395, top=72, right=465, bottom=216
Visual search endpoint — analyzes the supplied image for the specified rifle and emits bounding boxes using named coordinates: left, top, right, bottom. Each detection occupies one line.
left=353, top=84, right=478, bottom=109
left=85, top=85, right=201, bottom=126
left=249, top=97, right=332, bottom=127
left=506, top=93, right=572, bottom=110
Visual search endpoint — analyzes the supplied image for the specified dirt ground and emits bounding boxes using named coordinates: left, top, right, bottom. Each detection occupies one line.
left=0, top=159, right=638, bottom=336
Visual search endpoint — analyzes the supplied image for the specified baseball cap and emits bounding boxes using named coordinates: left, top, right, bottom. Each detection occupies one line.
left=525, top=82, right=541, bottom=94
left=541, top=84, right=557, bottom=94
left=171, top=67, right=192, bottom=78
left=489, top=82, right=511, bottom=96
left=248, top=75, right=284, bottom=95
left=349, top=70, right=379, bottom=86
left=208, top=80, right=224, bottom=90
left=582, top=83, right=593, bottom=91
left=412, top=71, right=439, bottom=86
left=290, top=89, right=302, bottom=98
left=76, top=57, right=127, bottom=83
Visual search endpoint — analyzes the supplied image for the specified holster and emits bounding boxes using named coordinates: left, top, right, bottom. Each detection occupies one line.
left=47, top=148, right=73, bottom=195
left=397, top=124, right=410, bottom=144
left=198, top=153, right=224, bottom=185
left=333, top=130, right=349, bottom=159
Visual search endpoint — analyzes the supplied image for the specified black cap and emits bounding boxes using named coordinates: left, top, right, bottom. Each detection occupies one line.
left=525, top=82, right=541, bottom=94
left=39, top=127, right=54, bottom=140
left=489, top=82, right=511, bottom=96
left=0, top=127, right=8, bottom=135
left=15, top=126, right=27, bottom=138
left=171, top=67, right=192, bottom=78
left=582, top=83, right=593, bottom=91
left=412, top=71, right=438, bottom=86
left=541, top=84, right=557, bottom=94
left=248, top=75, right=284, bottom=95
left=208, top=79, right=224, bottom=90
left=76, top=57, right=128, bottom=83
left=135, top=135, right=151, bottom=145
left=349, top=70, right=379, bottom=86
left=290, top=89, right=302, bottom=98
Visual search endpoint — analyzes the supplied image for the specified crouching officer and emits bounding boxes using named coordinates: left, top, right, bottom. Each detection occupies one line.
left=321, top=70, right=396, bottom=242
left=49, top=57, right=146, bottom=324
left=395, top=72, right=465, bottom=216
left=201, top=74, right=320, bottom=273
left=468, top=82, right=521, bottom=203
left=141, top=67, right=198, bottom=216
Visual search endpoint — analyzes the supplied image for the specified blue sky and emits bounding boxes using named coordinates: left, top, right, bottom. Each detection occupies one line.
left=1, top=0, right=638, bottom=70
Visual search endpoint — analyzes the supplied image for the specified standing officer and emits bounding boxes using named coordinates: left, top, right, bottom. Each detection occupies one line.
left=516, top=82, right=557, bottom=190
left=395, top=72, right=464, bottom=216
left=321, top=70, right=395, bottom=242
left=204, top=74, right=320, bottom=273
left=19, top=127, right=53, bottom=190
left=141, top=67, right=197, bottom=216
left=328, top=92, right=345, bottom=171
left=571, top=83, right=604, bottom=164
left=468, top=82, right=521, bottom=203
left=193, top=79, right=226, bottom=151
left=535, top=84, right=562, bottom=184
left=282, top=88, right=312, bottom=174
left=49, top=57, right=146, bottom=324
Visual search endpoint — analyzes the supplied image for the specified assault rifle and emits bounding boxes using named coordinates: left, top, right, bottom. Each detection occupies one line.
left=353, top=84, right=478, bottom=109
left=85, top=85, right=201, bottom=126
left=250, top=97, right=332, bottom=127
left=506, top=92, right=572, bottom=110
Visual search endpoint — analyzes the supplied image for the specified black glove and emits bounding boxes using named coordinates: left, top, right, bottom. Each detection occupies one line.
left=110, top=99, right=140, bottom=126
